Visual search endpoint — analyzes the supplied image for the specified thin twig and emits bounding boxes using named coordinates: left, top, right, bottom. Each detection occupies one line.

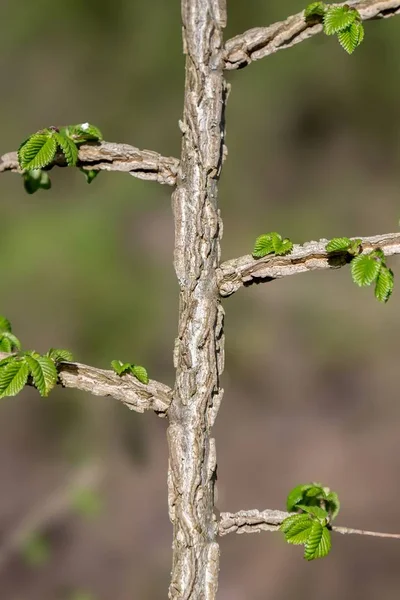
left=0, top=141, right=179, bottom=186
left=217, top=232, right=400, bottom=296
left=224, top=0, right=400, bottom=70
left=0, top=352, right=172, bottom=416
left=218, top=509, right=400, bottom=539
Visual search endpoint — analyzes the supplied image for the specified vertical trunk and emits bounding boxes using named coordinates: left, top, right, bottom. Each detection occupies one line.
left=168, top=0, right=227, bottom=598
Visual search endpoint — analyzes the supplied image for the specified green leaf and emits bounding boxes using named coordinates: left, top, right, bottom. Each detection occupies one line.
left=62, top=123, right=103, bottom=143
left=0, top=359, right=29, bottom=398
left=25, top=354, right=58, bottom=396
left=0, top=316, right=12, bottom=333
left=111, top=360, right=131, bottom=376
left=253, top=234, right=275, bottom=258
left=305, top=484, right=324, bottom=498
left=304, top=2, right=326, bottom=19
left=80, top=168, right=99, bottom=184
left=286, top=484, right=314, bottom=511
left=326, top=491, right=340, bottom=521
left=130, top=364, right=149, bottom=384
left=23, top=169, right=51, bottom=194
left=351, top=254, right=381, bottom=287
left=337, top=21, right=364, bottom=54
left=304, top=522, right=331, bottom=560
left=272, top=235, right=293, bottom=256
left=47, top=348, right=74, bottom=363
left=348, top=238, right=362, bottom=256
left=54, top=132, right=79, bottom=166
left=284, top=517, right=313, bottom=545
left=374, top=265, right=394, bottom=303
left=323, top=6, right=358, bottom=35
left=0, top=332, right=21, bottom=351
left=18, top=132, right=57, bottom=170
left=280, top=513, right=311, bottom=534
left=325, top=237, right=351, bottom=252
left=296, top=504, right=328, bottom=523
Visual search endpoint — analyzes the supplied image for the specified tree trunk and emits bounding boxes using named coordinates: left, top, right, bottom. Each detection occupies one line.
left=167, top=0, right=227, bottom=597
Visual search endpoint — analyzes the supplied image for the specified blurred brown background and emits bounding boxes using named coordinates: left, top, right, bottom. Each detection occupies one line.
left=0, top=1, right=399, bottom=599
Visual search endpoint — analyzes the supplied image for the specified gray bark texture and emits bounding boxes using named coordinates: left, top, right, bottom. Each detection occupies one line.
left=167, top=1, right=227, bottom=597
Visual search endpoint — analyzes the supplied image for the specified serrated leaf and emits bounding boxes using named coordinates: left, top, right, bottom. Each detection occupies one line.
left=326, top=491, right=340, bottom=521
left=284, top=517, right=313, bottom=545
left=0, top=332, right=21, bottom=351
left=280, top=513, right=311, bottom=534
left=18, top=133, right=57, bottom=170
left=0, top=316, right=12, bottom=333
left=325, top=237, right=351, bottom=252
left=47, top=348, right=74, bottom=363
left=305, top=485, right=324, bottom=498
left=25, top=355, right=58, bottom=396
left=252, top=234, right=275, bottom=258
left=272, top=235, right=293, bottom=256
left=296, top=504, right=328, bottom=522
left=80, top=168, right=99, bottom=184
left=304, top=523, right=331, bottom=560
left=374, top=266, right=394, bottom=303
left=351, top=254, right=381, bottom=287
left=337, top=21, right=364, bottom=54
left=111, top=360, right=131, bottom=376
left=54, top=132, right=79, bottom=166
left=0, top=360, right=29, bottom=398
left=62, top=123, right=103, bottom=143
left=304, top=2, right=326, bottom=19
left=286, top=484, right=314, bottom=511
left=130, top=364, right=149, bottom=384
left=323, top=6, right=358, bottom=35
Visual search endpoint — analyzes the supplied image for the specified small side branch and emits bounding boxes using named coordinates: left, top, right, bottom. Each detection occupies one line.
left=0, top=141, right=179, bottom=186
left=0, top=353, right=172, bottom=416
left=217, top=232, right=400, bottom=297
left=224, top=0, right=400, bottom=70
left=218, top=509, right=400, bottom=540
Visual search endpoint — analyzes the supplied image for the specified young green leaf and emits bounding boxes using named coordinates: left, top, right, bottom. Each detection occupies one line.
left=54, top=132, right=79, bottom=166
left=0, top=359, right=29, bottom=398
left=348, top=238, right=362, bottom=256
left=25, top=354, right=58, bottom=396
left=284, top=517, right=313, bottom=545
left=253, top=234, right=275, bottom=258
left=18, top=132, right=57, bottom=170
left=374, top=266, right=394, bottom=303
left=62, top=123, right=103, bottom=143
left=280, top=513, right=310, bottom=534
left=338, top=21, right=364, bottom=54
left=304, top=522, right=331, bottom=560
left=271, top=234, right=293, bottom=256
left=130, top=365, right=149, bottom=384
left=0, top=316, right=12, bottom=333
left=325, top=237, right=352, bottom=253
left=23, top=169, right=51, bottom=194
left=323, top=6, right=358, bottom=35
left=0, top=332, right=22, bottom=352
left=286, top=484, right=315, bottom=511
left=80, top=168, right=99, bottom=184
left=304, top=2, right=326, bottom=19
left=47, top=348, right=74, bottom=363
left=351, top=254, right=381, bottom=287
left=296, top=504, right=328, bottom=523
left=111, top=360, right=132, bottom=376
left=326, top=491, right=340, bottom=521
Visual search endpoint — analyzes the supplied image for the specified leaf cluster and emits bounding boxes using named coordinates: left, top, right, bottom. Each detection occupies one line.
left=252, top=232, right=293, bottom=259
left=111, top=360, right=149, bottom=384
left=281, top=483, right=340, bottom=560
left=326, top=238, right=394, bottom=303
left=304, top=2, right=364, bottom=54
left=0, top=317, right=73, bottom=399
left=17, top=123, right=103, bottom=194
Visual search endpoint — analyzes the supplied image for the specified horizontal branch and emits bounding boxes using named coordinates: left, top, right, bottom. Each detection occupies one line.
left=217, top=232, right=400, bottom=296
left=218, top=509, right=400, bottom=540
left=0, top=141, right=179, bottom=186
left=0, top=353, right=172, bottom=416
left=224, top=0, right=400, bottom=70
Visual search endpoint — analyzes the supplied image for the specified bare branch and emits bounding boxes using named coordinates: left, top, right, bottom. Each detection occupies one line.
left=218, top=509, right=400, bottom=540
left=217, top=232, right=400, bottom=297
left=0, top=141, right=179, bottom=186
left=224, top=0, right=400, bottom=70
left=0, top=353, right=172, bottom=416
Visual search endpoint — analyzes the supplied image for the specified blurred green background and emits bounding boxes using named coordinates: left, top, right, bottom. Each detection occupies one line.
left=1, top=1, right=400, bottom=598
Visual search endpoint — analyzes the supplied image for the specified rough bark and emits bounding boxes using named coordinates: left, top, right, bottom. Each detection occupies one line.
left=167, top=0, right=227, bottom=597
